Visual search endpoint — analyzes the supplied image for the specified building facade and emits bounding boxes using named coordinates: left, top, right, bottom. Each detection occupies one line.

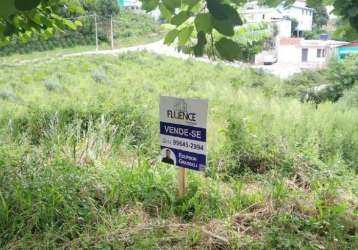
left=279, top=0, right=313, bottom=36
left=117, top=0, right=141, bottom=9
left=241, top=0, right=313, bottom=38
left=278, top=37, right=348, bottom=67
left=336, top=42, right=358, bottom=59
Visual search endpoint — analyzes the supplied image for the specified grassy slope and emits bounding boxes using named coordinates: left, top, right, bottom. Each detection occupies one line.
left=0, top=11, right=163, bottom=65
left=0, top=52, right=357, bottom=249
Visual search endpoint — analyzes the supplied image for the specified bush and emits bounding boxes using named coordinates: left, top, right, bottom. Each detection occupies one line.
left=43, top=77, right=63, bottom=92
left=327, top=55, right=358, bottom=92
left=337, top=84, right=358, bottom=108
left=91, top=68, right=111, bottom=84
left=222, top=91, right=358, bottom=175
left=284, top=55, right=358, bottom=104
left=0, top=89, right=17, bottom=102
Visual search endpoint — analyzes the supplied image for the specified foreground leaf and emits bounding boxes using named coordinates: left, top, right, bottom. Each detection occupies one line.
left=215, top=37, right=240, bottom=61
left=164, top=29, right=179, bottom=44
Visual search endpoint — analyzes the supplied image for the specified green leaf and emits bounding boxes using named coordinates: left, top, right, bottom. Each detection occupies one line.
left=14, top=0, right=41, bottom=11
left=19, top=30, right=32, bottom=43
left=171, top=11, right=190, bottom=26
left=163, top=0, right=181, bottom=11
left=41, top=27, right=54, bottom=40
left=0, top=0, right=17, bottom=18
left=141, top=0, right=159, bottom=12
left=164, top=29, right=179, bottom=44
left=212, top=18, right=235, bottom=36
left=193, top=31, right=207, bottom=56
left=63, top=19, right=77, bottom=30
left=195, top=13, right=212, bottom=33
left=4, top=23, right=16, bottom=36
left=0, top=36, right=11, bottom=47
left=206, top=0, right=227, bottom=20
left=215, top=37, right=240, bottom=61
left=183, top=0, right=200, bottom=7
left=74, top=20, right=82, bottom=27
left=31, top=13, right=52, bottom=27
left=206, top=0, right=242, bottom=25
left=159, top=3, right=172, bottom=21
left=178, top=26, right=194, bottom=45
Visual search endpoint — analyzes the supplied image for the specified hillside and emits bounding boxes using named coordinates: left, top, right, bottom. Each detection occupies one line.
left=0, top=52, right=357, bottom=249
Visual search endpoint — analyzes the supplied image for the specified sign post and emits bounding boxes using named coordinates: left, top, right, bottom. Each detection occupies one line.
left=159, top=96, right=208, bottom=196
left=177, top=167, right=187, bottom=196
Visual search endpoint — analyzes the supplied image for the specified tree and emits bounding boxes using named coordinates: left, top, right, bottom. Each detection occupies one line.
left=141, top=0, right=248, bottom=61
left=333, top=19, right=358, bottom=42
left=311, top=4, right=329, bottom=28
left=95, top=0, right=119, bottom=16
left=0, top=0, right=80, bottom=46
left=1, top=0, right=358, bottom=61
left=306, top=0, right=358, bottom=30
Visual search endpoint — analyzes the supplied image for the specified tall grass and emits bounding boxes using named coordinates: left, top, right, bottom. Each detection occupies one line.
left=0, top=52, right=357, bottom=249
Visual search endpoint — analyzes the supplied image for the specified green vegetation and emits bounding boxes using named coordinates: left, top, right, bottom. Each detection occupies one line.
left=284, top=56, right=358, bottom=104
left=178, top=22, right=273, bottom=62
left=0, top=11, right=162, bottom=57
left=0, top=52, right=357, bottom=249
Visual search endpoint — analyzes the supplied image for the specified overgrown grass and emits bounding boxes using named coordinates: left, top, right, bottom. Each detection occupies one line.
left=0, top=52, right=357, bottom=249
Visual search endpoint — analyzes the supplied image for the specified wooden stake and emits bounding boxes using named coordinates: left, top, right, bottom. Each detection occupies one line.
left=178, top=167, right=187, bottom=197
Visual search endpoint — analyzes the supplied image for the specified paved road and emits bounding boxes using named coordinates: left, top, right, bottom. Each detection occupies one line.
left=4, top=40, right=302, bottom=78
left=66, top=40, right=302, bottom=78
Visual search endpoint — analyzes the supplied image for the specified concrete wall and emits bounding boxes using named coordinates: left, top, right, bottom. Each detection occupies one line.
left=306, top=47, right=326, bottom=63
left=285, top=7, right=313, bottom=31
left=278, top=45, right=301, bottom=64
left=276, top=20, right=291, bottom=37
left=278, top=45, right=333, bottom=65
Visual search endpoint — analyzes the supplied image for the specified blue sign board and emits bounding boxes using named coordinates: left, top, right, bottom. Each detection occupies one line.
left=160, top=96, right=208, bottom=171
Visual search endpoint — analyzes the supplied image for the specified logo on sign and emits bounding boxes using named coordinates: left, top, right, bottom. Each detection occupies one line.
left=167, top=99, right=197, bottom=124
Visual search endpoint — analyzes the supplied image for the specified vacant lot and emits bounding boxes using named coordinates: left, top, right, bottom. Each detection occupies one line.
left=0, top=52, right=357, bottom=249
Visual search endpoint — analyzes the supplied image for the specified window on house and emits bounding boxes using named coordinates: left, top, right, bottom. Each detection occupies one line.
left=317, top=49, right=326, bottom=58
left=317, top=49, right=322, bottom=57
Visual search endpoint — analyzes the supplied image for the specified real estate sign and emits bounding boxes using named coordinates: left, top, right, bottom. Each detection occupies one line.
left=160, top=96, right=208, bottom=171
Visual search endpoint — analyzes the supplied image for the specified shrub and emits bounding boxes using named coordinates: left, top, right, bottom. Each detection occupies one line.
left=91, top=68, right=111, bottom=84
left=338, top=84, right=358, bottom=109
left=327, top=55, right=358, bottom=92
left=43, top=77, right=63, bottom=92
left=222, top=91, right=358, bottom=175
left=284, top=55, right=358, bottom=104
left=0, top=89, right=17, bottom=102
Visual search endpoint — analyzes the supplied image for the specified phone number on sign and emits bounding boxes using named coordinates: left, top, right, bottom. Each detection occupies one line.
left=172, top=139, right=204, bottom=151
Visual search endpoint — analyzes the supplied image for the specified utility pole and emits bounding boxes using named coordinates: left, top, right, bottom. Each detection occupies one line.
left=110, top=15, right=114, bottom=49
left=95, top=13, right=98, bottom=51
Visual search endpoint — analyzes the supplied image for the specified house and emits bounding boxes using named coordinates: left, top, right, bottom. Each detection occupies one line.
left=241, top=0, right=313, bottom=37
left=278, top=37, right=348, bottom=67
left=278, top=0, right=313, bottom=37
left=336, top=42, right=358, bottom=59
left=117, top=0, right=141, bottom=10
left=116, top=0, right=160, bottom=20
left=240, top=1, right=292, bottom=37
